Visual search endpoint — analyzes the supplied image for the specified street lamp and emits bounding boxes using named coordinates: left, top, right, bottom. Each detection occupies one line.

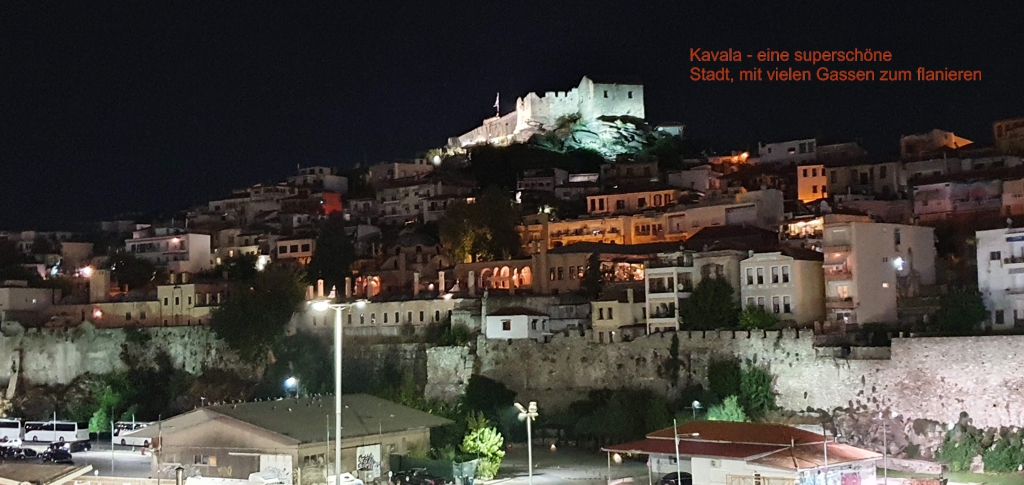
left=310, top=297, right=367, bottom=485
left=672, top=419, right=699, bottom=485
left=880, top=410, right=895, bottom=485
left=515, top=402, right=539, bottom=485
left=688, top=400, right=702, bottom=419
left=285, top=376, right=299, bottom=397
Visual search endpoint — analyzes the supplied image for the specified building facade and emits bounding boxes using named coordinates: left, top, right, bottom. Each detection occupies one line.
left=740, top=250, right=825, bottom=327
left=976, top=227, right=1024, bottom=329
left=125, top=227, right=212, bottom=274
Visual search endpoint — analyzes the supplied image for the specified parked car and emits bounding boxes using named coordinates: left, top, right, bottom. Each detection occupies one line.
left=333, top=473, right=364, bottom=485
left=391, top=469, right=448, bottom=485
left=48, top=440, right=91, bottom=452
left=40, top=446, right=74, bottom=464
left=1, top=447, right=38, bottom=460
left=661, top=472, right=693, bottom=485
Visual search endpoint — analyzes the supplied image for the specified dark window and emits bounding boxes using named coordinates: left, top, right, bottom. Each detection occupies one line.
left=557, top=267, right=564, bottom=280
left=830, top=171, right=837, bottom=183
left=603, top=90, right=608, bottom=98
left=163, top=298, right=169, bottom=306
left=608, top=307, right=614, bottom=319
left=991, top=251, right=1002, bottom=261
left=419, top=311, right=424, bottom=322
left=880, top=166, right=888, bottom=179
left=996, top=310, right=1005, bottom=325
left=290, top=245, right=299, bottom=253
left=435, top=310, right=440, bottom=321
left=301, top=244, right=311, bottom=252
left=501, top=320, right=511, bottom=331
left=599, top=308, right=605, bottom=320
left=174, top=297, right=180, bottom=306
left=126, top=313, right=132, bottom=320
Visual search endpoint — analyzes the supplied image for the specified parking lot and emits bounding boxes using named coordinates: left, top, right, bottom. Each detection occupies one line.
left=10, top=438, right=154, bottom=478
left=495, top=446, right=651, bottom=485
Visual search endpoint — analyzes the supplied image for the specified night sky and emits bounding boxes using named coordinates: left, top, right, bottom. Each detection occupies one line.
left=2, top=1, right=1021, bottom=229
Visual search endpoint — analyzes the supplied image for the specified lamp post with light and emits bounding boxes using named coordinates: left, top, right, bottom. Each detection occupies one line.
left=285, top=376, right=299, bottom=397
left=310, top=297, right=367, bottom=485
left=672, top=419, right=700, bottom=485
left=515, top=402, right=539, bottom=485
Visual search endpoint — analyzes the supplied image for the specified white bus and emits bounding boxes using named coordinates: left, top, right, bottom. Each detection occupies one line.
left=0, top=419, right=22, bottom=445
left=23, top=421, right=90, bottom=443
left=114, top=421, right=154, bottom=446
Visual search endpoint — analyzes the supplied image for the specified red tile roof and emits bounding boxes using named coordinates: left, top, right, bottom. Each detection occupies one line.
left=749, top=442, right=881, bottom=470
left=602, top=438, right=783, bottom=460
left=646, top=421, right=827, bottom=446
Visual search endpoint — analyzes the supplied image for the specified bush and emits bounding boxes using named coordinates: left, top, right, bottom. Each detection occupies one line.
left=983, top=434, right=1024, bottom=472
left=441, top=324, right=471, bottom=346
left=739, top=367, right=776, bottom=420
left=706, top=396, right=747, bottom=422
left=739, top=305, right=778, bottom=330
left=708, top=359, right=741, bottom=400
left=936, top=427, right=982, bottom=472
left=461, top=425, right=505, bottom=480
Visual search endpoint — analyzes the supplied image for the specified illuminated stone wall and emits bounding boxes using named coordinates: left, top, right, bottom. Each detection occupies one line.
left=464, top=330, right=1024, bottom=428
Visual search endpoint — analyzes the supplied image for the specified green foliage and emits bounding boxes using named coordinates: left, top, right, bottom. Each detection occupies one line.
left=707, top=359, right=741, bottom=401
left=439, top=188, right=521, bottom=263
left=124, top=327, right=151, bottom=346
left=460, top=376, right=516, bottom=424
left=307, top=215, right=357, bottom=292
left=983, top=437, right=1024, bottom=473
left=565, top=389, right=672, bottom=444
left=106, top=252, right=157, bottom=290
left=935, top=287, right=987, bottom=334
left=662, top=333, right=682, bottom=386
left=739, top=367, right=776, bottom=420
left=706, top=396, right=748, bottom=422
left=679, top=277, right=739, bottom=330
left=441, top=324, right=471, bottom=346
left=209, top=266, right=306, bottom=363
left=261, top=332, right=334, bottom=396
left=218, top=253, right=260, bottom=282
left=937, top=427, right=982, bottom=472
left=580, top=253, right=602, bottom=299
left=461, top=426, right=505, bottom=480
left=739, top=305, right=778, bottom=330
left=89, top=351, right=193, bottom=428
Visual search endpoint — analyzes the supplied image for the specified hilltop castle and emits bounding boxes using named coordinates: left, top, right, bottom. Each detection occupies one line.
left=448, top=76, right=645, bottom=149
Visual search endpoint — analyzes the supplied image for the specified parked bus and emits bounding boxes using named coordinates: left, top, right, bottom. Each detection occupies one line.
left=23, top=421, right=90, bottom=443
left=0, top=419, right=22, bottom=445
left=114, top=421, right=154, bottom=446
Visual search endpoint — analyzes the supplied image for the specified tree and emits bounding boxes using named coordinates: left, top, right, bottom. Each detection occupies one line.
left=679, top=277, right=739, bottom=330
left=706, top=396, right=748, bottom=422
left=106, top=252, right=157, bottom=291
left=307, top=215, right=357, bottom=293
left=31, top=236, right=56, bottom=255
left=707, top=359, right=741, bottom=401
left=738, top=305, right=778, bottom=330
left=460, top=376, right=516, bottom=423
left=739, top=367, right=776, bottom=420
left=461, top=418, right=505, bottom=480
left=935, top=287, right=986, bottom=334
left=580, top=252, right=603, bottom=299
left=219, top=253, right=259, bottom=282
left=439, top=188, right=521, bottom=263
left=209, top=267, right=306, bottom=363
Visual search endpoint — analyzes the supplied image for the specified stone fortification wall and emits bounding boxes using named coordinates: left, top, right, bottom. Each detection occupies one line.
left=461, top=329, right=1024, bottom=429
left=0, top=324, right=247, bottom=386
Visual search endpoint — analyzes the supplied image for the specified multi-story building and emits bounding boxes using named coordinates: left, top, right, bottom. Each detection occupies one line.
left=585, top=186, right=679, bottom=215
left=821, top=215, right=936, bottom=326
left=422, top=194, right=475, bottom=223
left=376, top=175, right=475, bottom=226
left=756, top=138, right=817, bottom=165
left=517, top=168, right=569, bottom=192
left=343, top=197, right=378, bottom=224
left=740, top=249, right=825, bottom=327
left=601, top=160, right=660, bottom=184
left=275, top=236, right=315, bottom=265
left=899, top=129, right=973, bottom=161
left=667, top=165, right=722, bottom=192
left=976, top=226, right=1024, bottom=329
left=797, top=164, right=828, bottom=202
left=591, top=287, right=646, bottom=344
left=825, top=161, right=905, bottom=199
left=367, top=160, right=435, bottom=188
left=994, top=117, right=1024, bottom=154
left=125, top=226, right=212, bottom=274
left=286, top=165, right=348, bottom=194
left=913, top=179, right=1002, bottom=222
left=644, top=249, right=745, bottom=333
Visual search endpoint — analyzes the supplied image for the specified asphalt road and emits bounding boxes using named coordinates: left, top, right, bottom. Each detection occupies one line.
left=496, top=446, right=651, bottom=485
left=14, top=438, right=154, bottom=478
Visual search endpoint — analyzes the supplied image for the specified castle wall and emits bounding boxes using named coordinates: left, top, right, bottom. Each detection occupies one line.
left=460, top=330, right=1024, bottom=429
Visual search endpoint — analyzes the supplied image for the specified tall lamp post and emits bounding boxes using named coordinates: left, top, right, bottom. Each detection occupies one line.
left=311, top=298, right=367, bottom=485
left=672, top=419, right=700, bottom=485
left=880, top=410, right=895, bottom=485
left=515, top=402, right=539, bottom=485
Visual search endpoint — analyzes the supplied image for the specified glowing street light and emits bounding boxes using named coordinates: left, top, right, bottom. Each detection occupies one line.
left=515, top=401, right=539, bottom=485
left=310, top=297, right=367, bottom=485
left=284, top=376, right=299, bottom=397
left=80, top=266, right=94, bottom=278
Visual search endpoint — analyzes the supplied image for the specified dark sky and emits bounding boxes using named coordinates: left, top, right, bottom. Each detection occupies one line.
left=2, top=1, right=1021, bottom=229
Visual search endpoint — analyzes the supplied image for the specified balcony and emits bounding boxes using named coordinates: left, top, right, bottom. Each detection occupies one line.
left=824, top=265, right=852, bottom=280
left=1005, top=256, right=1024, bottom=265
left=823, top=244, right=851, bottom=254
left=826, top=296, right=856, bottom=309
left=647, top=257, right=694, bottom=268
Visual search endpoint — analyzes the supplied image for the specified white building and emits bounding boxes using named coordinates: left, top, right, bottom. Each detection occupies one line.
left=286, top=166, right=348, bottom=194
left=822, top=215, right=936, bottom=326
left=376, top=176, right=475, bottom=226
left=976, top=226, right=1024, bottom=328
left=276, top=237, right=315, bottom=265
left=740, top=249, right=825, bottom=327
left=591, top=287, right=646, bottom=343
left=484, top=307, right=550, bottom=341
left=645, top=249, right=745, bottom=333
left=604, top=421, right=880, bottom=485
left=666, top=166, right=722, bottom=191
left=125, top=227, right=212, bottom=274
left=367, top=161, right=434, bottom=189
left=756, top=138, right=817, bottom=165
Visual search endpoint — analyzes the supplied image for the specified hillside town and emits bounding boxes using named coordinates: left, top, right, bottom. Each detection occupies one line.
left=3, top=72, right=1024, bottom=485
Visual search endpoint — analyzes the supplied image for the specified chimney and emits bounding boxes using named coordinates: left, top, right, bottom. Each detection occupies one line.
left=468, top=271, right=477, bottom=297
left=413, top=272, right=421, bottom=297
left=169, top=272, right=177, bottom=285
left=89, top=269, right=111, bottom=304
left=481, top=289, right=489, bottom=331
left=181, top=272, right=190, bottom=284
left=317, top=279, right=325, bottom=298
left=345, top=277, right=352, bottom=298
left=438, top=271, right=446, bottom=294
left=627, top=288, right=634, bottom=304
left=306, top=285, right=314, bottom=301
